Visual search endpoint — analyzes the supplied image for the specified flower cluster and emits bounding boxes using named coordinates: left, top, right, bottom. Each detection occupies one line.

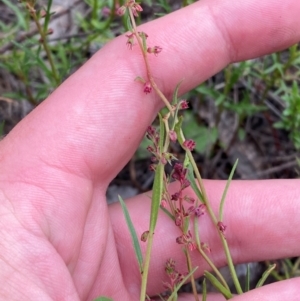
left=146, top=126, right=177, bottom=169
left=117, top=0, right=143, bottom=17
left=163, top=259, right=186, bottom=292
left=176, top=230, right=197, bottom=251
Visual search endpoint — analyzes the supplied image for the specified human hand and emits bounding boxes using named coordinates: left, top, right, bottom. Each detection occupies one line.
left=0, top=0, right=299, bottom=300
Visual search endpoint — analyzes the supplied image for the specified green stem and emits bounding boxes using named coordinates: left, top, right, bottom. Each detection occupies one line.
left=140, top=231, right=154, bottom=301
left=30, top=6, right=60, bottom=86
left=185, top=249, right=199, bottom=301
left=179, top=127, right=243, bottom=294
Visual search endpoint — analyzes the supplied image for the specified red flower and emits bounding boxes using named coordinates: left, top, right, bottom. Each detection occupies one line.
left=217, top=221, right=227, bottom=233
left=147, top=46, right=163, bottom=56
left=116, top=5, right=126, bottom=16
left=180, top=100, right=189, bottom=109
left=183, top=139, right=196, bottom=151
left=126, top=33, right=134, bottom=49
left=144, top=81, right=152, bottom=94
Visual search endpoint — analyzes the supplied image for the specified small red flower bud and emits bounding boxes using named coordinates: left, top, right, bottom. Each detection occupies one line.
left=47, top=28, right=53, bottom=35
left=147, top=46, right=162, bottom=56
left=187, top=206, right=195, bottom=215
left=176, top=235, right=185, bottom=245
left=146, top=125, right=156, bottom=137
left=144, top=81, right=152, bottom=94
left=133, top=3, right=143, bottom=12
left=187, top=241, right=197, bottom=251
left=171, top=191, right=180, bottom=201
left=126, top=33, right=134, bottom=49
left=165, top=258, right=176, bottom=274
left=183, top=139, right=196, bottom=151
left=116, top=5, right=126, bottom=16
left=169, top=130, right=177, bottom=142
left=217, top=221, right=227, bottom=233
left=195, top=204, right=206, bottom=217
left=146, top=145, right=154, bottom=153
left=180, top=100, right=189, bottom=109
left=181, top=178, right=190, bottom=189
left=175, top=215, right=182, bottom=227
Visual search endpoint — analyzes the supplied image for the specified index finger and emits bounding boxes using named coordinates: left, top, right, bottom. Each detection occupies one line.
left=2, top=0, right=299, bottom=188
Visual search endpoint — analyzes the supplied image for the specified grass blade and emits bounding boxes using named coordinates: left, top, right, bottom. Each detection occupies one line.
left=204, top=271, right=233, bottom=300
left=219, top=159, right=238, bottom=221
left=256, top=264, right=276, bottom=288
left=202, top=278, right=207, bottom=301
left=245, top=263, right=250, bottom=292
left=118, top=195, right=143, bottom=273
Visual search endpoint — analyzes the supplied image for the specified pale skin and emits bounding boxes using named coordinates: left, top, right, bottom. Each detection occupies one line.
left=0, top=0, right=299, bottom=300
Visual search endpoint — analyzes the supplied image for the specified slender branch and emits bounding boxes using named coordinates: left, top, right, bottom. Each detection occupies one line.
left=128, top=9, right=174, bottom=114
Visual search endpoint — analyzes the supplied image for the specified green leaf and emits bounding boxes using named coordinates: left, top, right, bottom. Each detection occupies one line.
left=204, top=271, right=233, bottom=299
left=43, top=0, right=53, bottom=32
left=160, top=206, right=175, bottom=221
left=174, top=115, right=184, bottom=145
left=219, top=159, right=238, bottom=221
left=256, top=264, right=276, bottom=288
left=118, top=195, right=143, bottom=273
left=172, top=79, right=184, bottom=105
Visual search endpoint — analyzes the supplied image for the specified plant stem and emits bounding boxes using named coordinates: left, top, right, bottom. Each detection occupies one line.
left=140, top=231, right=154, bottom=301
left=185, top=249, right=199, bottom=301
left=186, top=147, right=243, bottom=294
left=29, top=5, right=60, bottom=86
left=128, top=9, right=174, bottom=114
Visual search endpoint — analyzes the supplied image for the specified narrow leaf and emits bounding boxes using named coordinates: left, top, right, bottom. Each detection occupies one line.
left=174, top=116, right=184, bottom=144
left=204, top=271, right=233, bottom=300
left=172, top=79, right=184, bottom=105
left=43, top=0, right=53, bottom=32
left=256, top=264, right=276, bottom=288
left=149, top=162, right=163, bottom=232
left=219, top=159, right=238, bottom=221
left=160, top=206, right=175, bottom=221
left=245, top=263, right=250, bottom=292
left=202, top=278, right=207, bottom=301
left=118, top=195, right=143, bottom=273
